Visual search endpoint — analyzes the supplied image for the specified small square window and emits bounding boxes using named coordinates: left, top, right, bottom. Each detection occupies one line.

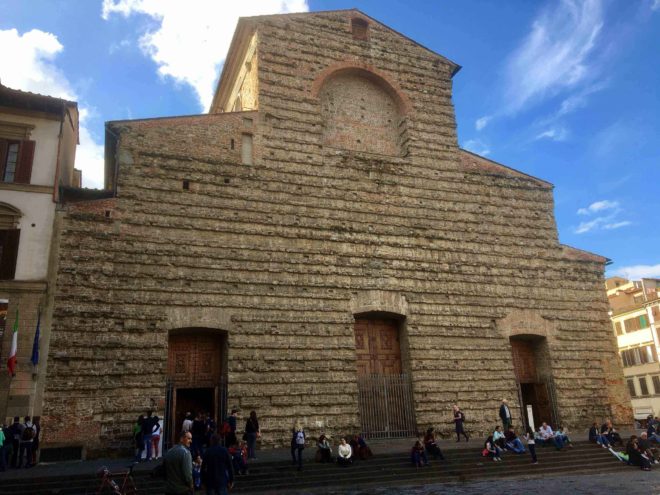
left=351, top=18, right=369, bottom=41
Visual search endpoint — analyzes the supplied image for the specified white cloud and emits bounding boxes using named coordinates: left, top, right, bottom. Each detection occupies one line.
left=612, top=264, right=660, bottom=279
left=0, top=28, right=104, bottom=188
left=462, top=139, right=491, bottom=156
left=475, top=115, right=491, bottom=131
left=574, top=199, right=631, bottom=234
left=102, top=0, right=309, bottom=111
left=652, top=0, right=660, bottom=12
left=603, top=221, right=631, bottom=230
left=577, top=200, right=619, bottom=215
left=535, top=127, right=568, bottom=141
left=504, top=0, right=604, bottom=113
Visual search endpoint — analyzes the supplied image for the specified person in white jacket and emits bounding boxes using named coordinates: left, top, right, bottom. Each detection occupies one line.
left=337, top=437, right=352, bottom=466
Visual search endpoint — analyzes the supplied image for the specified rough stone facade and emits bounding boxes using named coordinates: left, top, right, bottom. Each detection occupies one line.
left=41, top=10, right=631, bottom=457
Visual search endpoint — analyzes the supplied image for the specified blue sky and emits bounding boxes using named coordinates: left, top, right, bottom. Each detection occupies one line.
left=1, top=0, right=658, bottom=279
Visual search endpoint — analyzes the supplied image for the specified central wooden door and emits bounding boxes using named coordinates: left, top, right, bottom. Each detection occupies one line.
left=354, top=317, right=416, bottom=438
left=354, top=318, right=402, bottom=375
left=166, top=332, right=227, bottom=447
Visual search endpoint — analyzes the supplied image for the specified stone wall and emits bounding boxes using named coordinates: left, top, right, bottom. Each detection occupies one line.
left=41, top=10, right=631, bottom=456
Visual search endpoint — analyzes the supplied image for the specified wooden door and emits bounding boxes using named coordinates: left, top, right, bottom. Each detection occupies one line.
left=354, top=319, right=402, bottom=375
left=167, top=334, right=222, bottom=388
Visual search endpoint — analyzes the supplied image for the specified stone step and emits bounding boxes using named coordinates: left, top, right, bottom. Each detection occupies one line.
left=0, top=443, right=629, bottom=495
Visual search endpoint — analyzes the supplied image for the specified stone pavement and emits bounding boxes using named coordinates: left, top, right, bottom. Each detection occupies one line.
left=286, top=470, right=660, bottom=495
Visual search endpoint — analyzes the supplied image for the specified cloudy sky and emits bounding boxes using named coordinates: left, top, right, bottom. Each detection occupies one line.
left=1, top=0, right=658, bottom=279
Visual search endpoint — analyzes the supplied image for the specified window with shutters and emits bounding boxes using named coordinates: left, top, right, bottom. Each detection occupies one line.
left=614, top=321, right=623, bottom=336
left=0, top=203, right=21, bottom=280
left=652, top=375, right=660, bottom=395
left=627, top=378, right=637, bottom=397
left=0, top=138, right=35, bottom=184
left=639, top=376, right=650, bottom=396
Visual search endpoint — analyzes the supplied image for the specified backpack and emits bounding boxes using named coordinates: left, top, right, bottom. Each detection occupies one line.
left=295, top=430, right=305, bottom=446
left=22, top=425, right=35, bottom=441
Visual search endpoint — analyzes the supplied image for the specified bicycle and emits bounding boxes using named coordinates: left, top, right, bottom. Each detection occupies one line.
left=95, top=463, right=138, bottom=494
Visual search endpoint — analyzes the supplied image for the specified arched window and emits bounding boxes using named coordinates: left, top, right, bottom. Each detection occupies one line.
left=351, top=17, right=369, bottom=41
left=0, top=203, right=21, bottom=280
left=318, top=69, right=408, bottom=156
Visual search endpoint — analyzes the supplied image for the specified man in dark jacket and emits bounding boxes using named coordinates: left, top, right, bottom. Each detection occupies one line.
left=202, top=434, right=234, bottom=495
left=499, top=399, right=512, bottom=430
left=8, top=417, right=24, bottom=468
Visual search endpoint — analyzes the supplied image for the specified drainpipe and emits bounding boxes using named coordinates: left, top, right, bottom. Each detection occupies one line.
left=52, top=103, right=65, bottom=203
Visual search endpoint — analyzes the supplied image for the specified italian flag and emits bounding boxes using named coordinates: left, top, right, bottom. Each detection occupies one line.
left=7, top=309, right=18, bottom=377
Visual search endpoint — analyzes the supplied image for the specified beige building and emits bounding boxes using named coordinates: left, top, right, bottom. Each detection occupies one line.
left=0, top=84, right=80, bottom=421
left=607, top=276, right=660, bottom=422
left=39, top=10, right=631, bottom=458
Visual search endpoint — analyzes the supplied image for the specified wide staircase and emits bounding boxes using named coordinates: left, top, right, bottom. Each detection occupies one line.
left=0, top=441, right=633, bottom=494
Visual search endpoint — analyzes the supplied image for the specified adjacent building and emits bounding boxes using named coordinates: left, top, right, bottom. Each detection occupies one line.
left=606, top=276, right=660, bottom=422
left=38, top=10, right=631, bottom=459
left=0, top=84, right=80, bottom=422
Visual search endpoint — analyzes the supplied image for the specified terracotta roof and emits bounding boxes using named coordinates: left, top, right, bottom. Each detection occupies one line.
left=458, top=149, right=553, bottom=188
left=560, top=244, right=609, bottom=264
left=0, top=83, right=77, bottom=114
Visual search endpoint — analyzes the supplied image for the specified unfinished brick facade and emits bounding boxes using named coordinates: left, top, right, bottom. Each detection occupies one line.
left=41, top=10, right=631, bottom=457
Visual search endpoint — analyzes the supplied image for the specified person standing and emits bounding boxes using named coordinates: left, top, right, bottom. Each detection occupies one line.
left=291, top=420, right=305, bottom=471
left=499, top=399, right=512, bottom=430
left=182, top=413, right=193, bottom=434
left=164, top=431, right=194, bottom=495
left=224, top=409, right=238, bottom=449
left=202, top=434, right=234, bottom=495
left=9, top=417, right=24, bottom=468
left=142, top=410, right=157, bottom=461
left=152, top=419, right=162, bottom=459
left=31, top=417, right=41, bottom=466
left=244, top=410, right=260, bottom=460
left=525, top=426, right=538, bottom=464
left=452, top=405, right=469, bottom=442
left=191, top=413, right=207, bottom=458
left=18, top=416, right=35, bottom=468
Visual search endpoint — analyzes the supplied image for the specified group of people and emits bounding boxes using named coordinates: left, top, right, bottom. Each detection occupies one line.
left=133, top=410, right=163, bottom=462
left=163, top=408, right=260, bottom=494
left=310, top=431, right=373, bottom=468
left=590, top=416, right=659, bottom=472
left=0, top=416, right=40, bottom=470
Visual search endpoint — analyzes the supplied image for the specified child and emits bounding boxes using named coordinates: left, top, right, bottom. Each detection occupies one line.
left=192, top=455, right=202, bottom=490
left=525, top=427, right=537, bottom=464
left=229, top=442, right=248, bottom=475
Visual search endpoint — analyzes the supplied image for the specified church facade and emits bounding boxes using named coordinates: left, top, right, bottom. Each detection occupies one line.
left=39, top=10, right=630, bottom=457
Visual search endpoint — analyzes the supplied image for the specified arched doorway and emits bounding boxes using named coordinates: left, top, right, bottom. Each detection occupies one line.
left=165, top=329, right=227, bottom=447
left=353, top=315, right=416, bottom=438
left=509, top=334, right=558, bottom=429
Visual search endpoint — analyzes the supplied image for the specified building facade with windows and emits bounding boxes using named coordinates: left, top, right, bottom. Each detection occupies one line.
left=607, top=277, right=660, bottom=422
left=0, top=84, right=79, bottom=421
left=39, top=10, right=631, bottom=458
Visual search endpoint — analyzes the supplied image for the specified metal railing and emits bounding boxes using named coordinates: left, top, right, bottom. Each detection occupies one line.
left=356, top=373, right=417, bottom=439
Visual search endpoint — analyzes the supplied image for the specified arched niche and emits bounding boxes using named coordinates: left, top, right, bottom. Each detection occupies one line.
left=315, top=66, right=409, bottom=157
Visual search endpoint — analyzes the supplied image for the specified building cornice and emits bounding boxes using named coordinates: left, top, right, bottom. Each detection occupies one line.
left=0, top=182, right=54, bottom=195
left=0, top=280, right=48, bottom=293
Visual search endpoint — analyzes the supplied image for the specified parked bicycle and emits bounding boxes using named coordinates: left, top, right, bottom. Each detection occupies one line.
left=95, top=463, right=138, bottom=495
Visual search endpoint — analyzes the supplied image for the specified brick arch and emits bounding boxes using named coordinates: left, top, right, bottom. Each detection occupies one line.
left=311, top=62, right=412, bottom=114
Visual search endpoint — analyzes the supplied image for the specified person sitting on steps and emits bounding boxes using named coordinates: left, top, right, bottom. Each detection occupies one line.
left=316, top=434, right=332, bottom=463
left=423, top=427, right=444, bottom=460
left=483, top=435, right=502, bottom=462
left=626, top=435, right=652, bottom=471
left=493, top=425, right=506, bottom=450
left=504, top=425, right=526, bottom=454
left=589, top=422, right=610, bottom=448
left=349, top=434, right=373, bottom=460
left=411, top=439, right=429, bottom=468
left=337, top=437, right=353, bottom=467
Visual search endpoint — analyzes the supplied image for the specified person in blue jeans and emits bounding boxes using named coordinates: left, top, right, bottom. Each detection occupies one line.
left=411, top=439, right=429, bottom=467
left=141, top=411, right=158, bottom=461
left=202, top=434, right=234, bottom=495
left=244, top=410, right=260, bottom=460
left=504, top=426, right=526, bottom=454
left=291, top=421, right=305, bottom=471
left=540, top=423, right=564, bottom=450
